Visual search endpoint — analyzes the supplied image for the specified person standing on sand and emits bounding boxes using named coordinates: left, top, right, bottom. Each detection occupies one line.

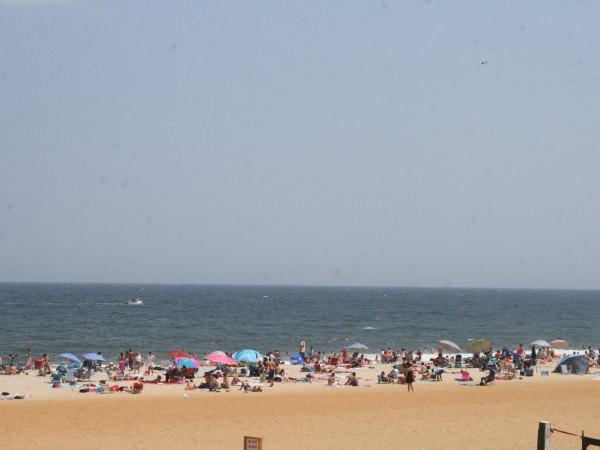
left=405, top=361, right=415, bottom=392
left=299, top=341, right=306, bottom=360
left=26, top=348, right=32, bottom=370
left=133, top=352, right=142, bottom=374
left=145, top=352, right=156, bottom=375
left=267, top=359, right=277, bottom=387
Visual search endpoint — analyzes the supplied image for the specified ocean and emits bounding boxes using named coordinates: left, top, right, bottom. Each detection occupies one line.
left=0, top=282, right=598, bottom=362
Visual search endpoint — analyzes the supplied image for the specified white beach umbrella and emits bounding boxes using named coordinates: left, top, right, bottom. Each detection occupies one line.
left=530, top=340, right=551, bottom=348
left=438, top=340, right=461, bottom=353
left=348, top=343, right=369, bottom=350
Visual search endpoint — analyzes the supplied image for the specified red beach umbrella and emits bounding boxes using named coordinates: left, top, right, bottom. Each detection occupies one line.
left=167, top=350, right=194, bottom=359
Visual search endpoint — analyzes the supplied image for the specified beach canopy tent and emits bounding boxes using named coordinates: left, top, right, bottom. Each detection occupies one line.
left=553, top=354, right=589, bottom=374
left=290, top=354, right=304, bottom=365
left=233, top=349, right=263, bottom=363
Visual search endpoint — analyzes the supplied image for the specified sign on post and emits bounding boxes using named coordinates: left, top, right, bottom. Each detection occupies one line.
left=244, top=436, right=263, bottom=450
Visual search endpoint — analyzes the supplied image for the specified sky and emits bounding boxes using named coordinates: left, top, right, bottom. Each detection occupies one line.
left=1, top=0, right=599, bottom=289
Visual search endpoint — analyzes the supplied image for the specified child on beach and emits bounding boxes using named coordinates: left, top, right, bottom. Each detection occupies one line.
left=328, top=373, right=337, bottom=386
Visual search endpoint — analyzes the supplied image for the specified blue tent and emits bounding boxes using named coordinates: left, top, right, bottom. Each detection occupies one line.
left=290, top=354, right=304, bottom=365
left=553, top=354, right=589, bottom=374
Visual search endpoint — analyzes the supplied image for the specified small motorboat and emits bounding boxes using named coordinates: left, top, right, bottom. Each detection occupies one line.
left=126, top=298, right=143, bottom=306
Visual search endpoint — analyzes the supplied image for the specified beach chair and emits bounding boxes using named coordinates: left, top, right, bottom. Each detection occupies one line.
left=96, top=384, right=114, bottom=394
left=454, top=355, right=462, bottom=368
left=78, top=369, right=95, bottom=382
left=504, top=365, right=516, bottom=380
left=105, top=369, right=124, bottom=382
left=51, top=373, right=63, bottom=383
left=483, top=371, right=496, bottom=386
left=560, top=364, right=569, bottom=374
left=131, top=382, right=144, bottom=394
left=64, top=370, right=76, bottom=384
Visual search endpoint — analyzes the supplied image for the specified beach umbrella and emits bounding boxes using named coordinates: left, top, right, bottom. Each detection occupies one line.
left=205, top=351, right=227, bottom=358
left=81, top=353, right=105, bottom=361
left=167, top=350, right=194, bottom=359
left=438, top=340, right=462, bottom=353
left=549, top=339, right=569, bottom=349
left=205, top=354, right=237, bottom=365
left=57, top=353, right=80, bottom=363
left=466, top=339, right=492, bottom=354
left=348, top=343, right=369, bottom=350
left=175, top=357, right=199, bottom=369
left=530, top=340, right=551, bottom=348
left=232, top=349, right=263, bottom=363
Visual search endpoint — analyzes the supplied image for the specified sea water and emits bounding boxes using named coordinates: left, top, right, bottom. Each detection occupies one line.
left=0, top=282, right=598, bottom=362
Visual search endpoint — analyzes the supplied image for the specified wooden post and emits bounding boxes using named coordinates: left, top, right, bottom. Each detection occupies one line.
left=537, top=421, right=550, bottom=450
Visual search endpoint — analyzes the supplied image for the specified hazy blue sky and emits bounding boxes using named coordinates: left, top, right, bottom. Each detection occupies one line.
left=1, top=0, right=599, bottom=288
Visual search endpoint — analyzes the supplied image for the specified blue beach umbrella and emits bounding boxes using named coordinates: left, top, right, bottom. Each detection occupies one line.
left=57, top=353, right=80, bottom=363
left=81, top=353, right=105, bottom=361
left=232, top=349, right=263, bottom=363
left=175, top=357, right=199, bottom=369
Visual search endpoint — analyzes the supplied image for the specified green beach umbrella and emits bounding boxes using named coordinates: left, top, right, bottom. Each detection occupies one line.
left=466, top=339, right=492, bottom=354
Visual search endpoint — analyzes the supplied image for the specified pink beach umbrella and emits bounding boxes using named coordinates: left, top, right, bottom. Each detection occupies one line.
left=205, top=354, right=237, bottom=365
left=205, top=351, right=227, bottom=358
left=549, top=340, right=569, bottom=349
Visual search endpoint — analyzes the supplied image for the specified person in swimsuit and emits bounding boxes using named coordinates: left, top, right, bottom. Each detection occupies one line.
left=405, top=362, right=415, bottom=392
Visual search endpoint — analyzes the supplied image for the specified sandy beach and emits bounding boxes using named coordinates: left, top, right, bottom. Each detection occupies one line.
left=1, top=361, right=599, bottom=450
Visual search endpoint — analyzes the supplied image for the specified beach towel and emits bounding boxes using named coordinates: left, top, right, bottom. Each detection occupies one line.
left=0, top=394, right=30, bottom=400
left=47, top=384, right=84, bottom=389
